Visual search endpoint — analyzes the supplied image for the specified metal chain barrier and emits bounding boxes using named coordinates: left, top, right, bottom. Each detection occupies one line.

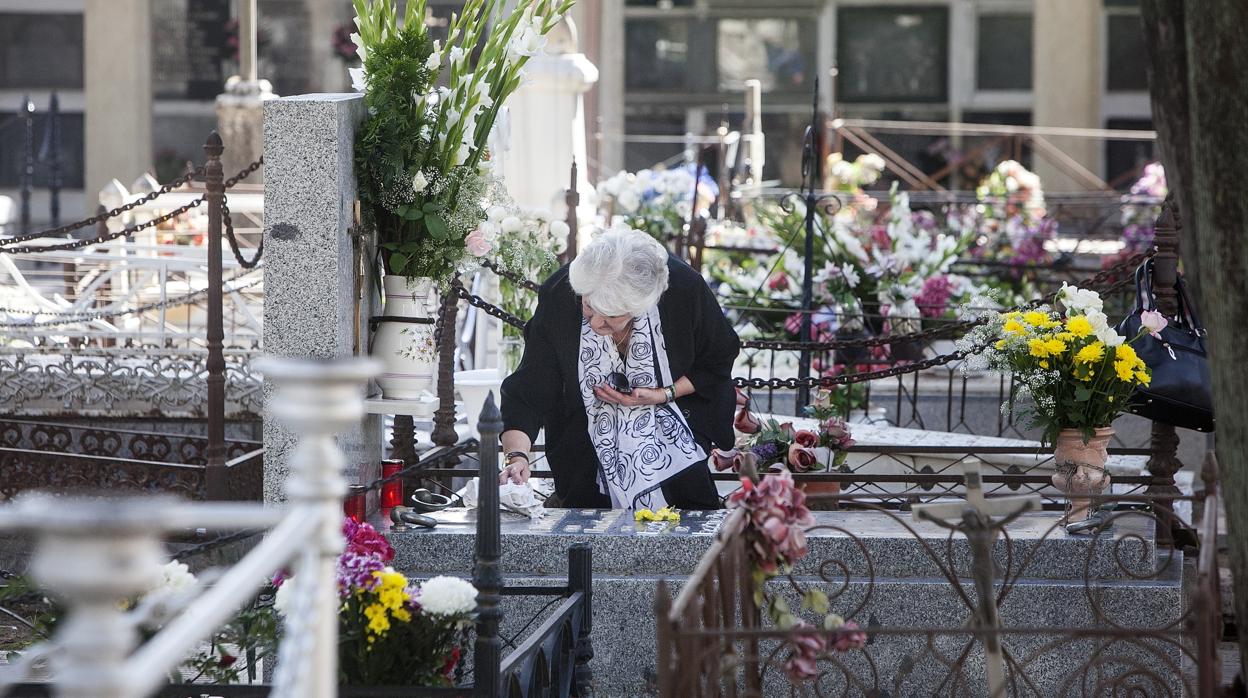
left=452, top=281, right=529, bottom=330
left=479, top=258, right=540, bottom=292
left=0, top=271, right=263, bottom=328
left=0, top=166, right=205, bottom=247
left=223, top=157, right=264, bottom=189
left=360, top=440, right=479, bottom=494
left=0, top=199, right=203, bottom=254
left=734, top=338, right=995, bottom=390
left=223, top=196, right=263, bottom=269
left=170, top=529, right=263, bottom=562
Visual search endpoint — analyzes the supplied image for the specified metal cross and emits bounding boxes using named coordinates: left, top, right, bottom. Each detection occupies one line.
left=913, top=459, right=1041, bottom=697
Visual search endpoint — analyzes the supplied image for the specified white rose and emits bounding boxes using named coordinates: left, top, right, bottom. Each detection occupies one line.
left=615, top=189, right=641, bottom=213
left=411, top=171, right=429, bottom=194
left=1058, top=283, right=1103, bottom=315
left=1096, top=325, right=1125, bottom=347
left=550, top=219, right=570, bottom=241
left=500, top=216, right=523, bottom=234
left=487, top=205, right=507, bottom=223
left=479, top=221, right=499, bottom=243
left=531, top=208, right=552, bottom=223
left=155, top=560, right=196, bottom=594
left=416, top=576, right=478, bottom=616
left=273, top=579, right=294, bottom=616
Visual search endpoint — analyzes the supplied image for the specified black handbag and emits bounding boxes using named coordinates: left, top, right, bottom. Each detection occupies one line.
left=1114, top=261, right=1215, bottom=432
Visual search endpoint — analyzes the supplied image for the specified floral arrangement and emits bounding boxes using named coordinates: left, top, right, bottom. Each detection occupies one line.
left=957, top=284, right=1160, bottom=446
left=714, top=395, right=855, bottom=475
left=727, top=469, right=866, bottom=679
left=822, top=152, right=886, bottom=193
left=276, top=519, right=477, bottom=686
left=349, top=0, right=573, bottom=282
left=634, top=507, right=681, bottom=523
left=595, top=165, right=718, bottom=243
left=1104, top=162, right=1166, bottom=269
left=966, top=159, right=1057, bottom=269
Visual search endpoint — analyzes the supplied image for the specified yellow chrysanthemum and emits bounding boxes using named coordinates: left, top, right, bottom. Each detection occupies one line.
left=1066, top=316, right=1093, bottom=338
left=1115, top=344, right=1138, bottom=364
left=1055, top=332, right=1074, bottom=342
left=1023, top=311, right=1050, bottom=327
left=1074, top=342, right=1105, bottom=365
left=1003, top=319, right=1027, bottom=336
left=995, top=339, right=1007, bottom=350
left=1028, top=338, right=1052, bottom=358
left=1044, top=338, right=1067, bottom=355
left=1136, top=370, right=1151, bottom=386
left=365, top=603, right=390, bottom=635
left=392, top=607, right=412, bottom=623
left=1114, top=360, right=1134, bottom=381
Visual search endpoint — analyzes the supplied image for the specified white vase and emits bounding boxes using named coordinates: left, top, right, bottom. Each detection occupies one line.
left=373, top=276, right=439, bottom=401
left=455, top=368, right=503, bottom=437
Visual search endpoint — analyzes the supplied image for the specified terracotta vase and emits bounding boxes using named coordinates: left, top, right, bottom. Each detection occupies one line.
left=1050, top=427, right=1113, bottom=523
left=803, top=448, right=843, bottom=507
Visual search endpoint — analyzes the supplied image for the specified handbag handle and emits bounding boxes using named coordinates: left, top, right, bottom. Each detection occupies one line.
left=1136, top=259, right=1206, bottom=336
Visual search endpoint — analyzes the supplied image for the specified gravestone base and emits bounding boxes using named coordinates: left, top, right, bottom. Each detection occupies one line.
left=387, top=508, right=1185, bottom=697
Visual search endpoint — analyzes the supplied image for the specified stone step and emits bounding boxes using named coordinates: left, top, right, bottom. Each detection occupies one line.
left=387, top=508, right=1160, bottom=582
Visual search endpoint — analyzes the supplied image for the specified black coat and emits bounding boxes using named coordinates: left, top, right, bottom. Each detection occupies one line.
left=501, top=255, right=741, bottom=508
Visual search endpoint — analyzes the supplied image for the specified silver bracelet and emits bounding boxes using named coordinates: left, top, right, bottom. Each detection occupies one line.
left=664, top=385, right=677, bottom=403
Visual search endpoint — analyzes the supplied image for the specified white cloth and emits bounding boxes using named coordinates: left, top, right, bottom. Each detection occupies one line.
left=456, top=479, right=546, bottom=519
left=577, top=306, right=706, bottom=509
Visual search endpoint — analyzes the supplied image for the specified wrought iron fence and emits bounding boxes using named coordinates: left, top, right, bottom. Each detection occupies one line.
left=653, top=459, right=1225, bottom=697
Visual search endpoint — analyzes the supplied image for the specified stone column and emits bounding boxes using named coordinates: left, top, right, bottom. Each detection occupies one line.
left=1033, top=0, right=1103, bottom=191
left=84, top=0, right=151, bottom=213
left=500, top=32, right=598, bottom=211
left=262, top=93, right=380, bottom=504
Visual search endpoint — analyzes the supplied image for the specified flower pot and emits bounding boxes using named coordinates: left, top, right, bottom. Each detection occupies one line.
left=455, top=368, right=503, bottom=437
left=1051, top=427, right=1113, bottom=523
left=373, top=276, right=439, bottom=400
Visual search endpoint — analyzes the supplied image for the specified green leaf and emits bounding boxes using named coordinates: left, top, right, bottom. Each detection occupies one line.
left=425, top=213, right=450, bottom=240
left=1074, top=386, right=1093, bottom=402
left=390, top=252, right=409, bottom=273
left=803, top=589, right=830, bottom=615
left=422, top=201, right=441, bottom=213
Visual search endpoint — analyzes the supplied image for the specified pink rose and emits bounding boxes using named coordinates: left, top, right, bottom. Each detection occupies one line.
left=767, top=272, right=790, bottom=291
left=1140, top=309, right=1168, bottom=339
left=778, top=422, right=797, bottom=439
left=710, top=448, right=740, bottom=472
left=734, top=407, right=761, bottom=434
left=793, top=430, right=819, bottom=448
left=735, top=388, right=751, bottom=407
left=787, top=444, right=817, bottom=472
left=465, top=228, right=491, bottom=257
left=830, top=621, right=868, bottom=652
left=784, top=621, right=827, bottom=681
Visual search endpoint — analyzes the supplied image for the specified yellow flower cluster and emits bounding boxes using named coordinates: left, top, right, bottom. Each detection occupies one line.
left=363, top=570, right=413, bottom=642
left=996, top=309, right=1151, bottom=388
left=634, top=506, right=680, bottom=523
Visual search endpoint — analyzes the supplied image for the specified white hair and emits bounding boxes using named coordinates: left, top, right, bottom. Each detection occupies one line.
left=568, top=229, right=669, bottom=317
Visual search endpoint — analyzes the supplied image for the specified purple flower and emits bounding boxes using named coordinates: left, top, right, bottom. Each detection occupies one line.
left=751, top=442, right=780, bottom=462
left=336, top=551, right=386, bottom=596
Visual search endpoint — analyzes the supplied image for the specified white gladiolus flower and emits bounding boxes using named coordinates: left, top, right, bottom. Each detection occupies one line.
left=474, top=81, right=494, bottom=108
left=840, top=263, right=861, bottom=289
left=416, top=576, right=478, bottom=616
left=449, top=46, right=467, bottom=66
left=349, top=32, right=367, bottom=62
left=508, top=24, right=546, bottom=59
left=348, top=67, right=367, bottom=92
left=412, top=171, right=429, bottom=193
left=424, top=51, right=440, bottom=71
left=454, top=142, right=471, bottom=166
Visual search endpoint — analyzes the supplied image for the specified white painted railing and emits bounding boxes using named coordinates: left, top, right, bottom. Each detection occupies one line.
left=0, top=356, right=378, bottom=698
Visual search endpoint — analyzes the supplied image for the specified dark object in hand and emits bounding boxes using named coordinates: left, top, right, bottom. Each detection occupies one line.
left=605, top=371, right=633, bottom=395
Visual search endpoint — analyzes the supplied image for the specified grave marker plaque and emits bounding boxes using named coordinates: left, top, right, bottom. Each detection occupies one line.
left=153, top=0, right=229, bottom=100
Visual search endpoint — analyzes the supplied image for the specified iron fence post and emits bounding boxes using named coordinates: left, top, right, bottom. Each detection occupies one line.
left=204, top=132, right=228, bottom=500
left=48, top=92, right=61, bottom=227
left=432, top=286, right=461, bottom=450
left=568, top=542, right=594, bottom=695
left=20, top=95, right=34, bottom=234
left=562, top=160, right=579, bottom=264
left=1145, top=196, right=1183, bottom=547
left=473, top=393, right=503, bottom=697
left=796, top=79, right=820, bottom=410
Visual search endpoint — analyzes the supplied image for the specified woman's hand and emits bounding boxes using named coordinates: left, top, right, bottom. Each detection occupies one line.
left=500, top=456, right=531, bottom=485
left=594, top=384, right=668, bottom=407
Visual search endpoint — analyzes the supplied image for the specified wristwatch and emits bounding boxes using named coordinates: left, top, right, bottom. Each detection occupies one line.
left=664, top=386, right=677, bottom=403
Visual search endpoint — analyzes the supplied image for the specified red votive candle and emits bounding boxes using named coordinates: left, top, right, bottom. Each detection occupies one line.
left=343, top=484, right=367, bottom=523
left=381, top=459, right=404, bottom=509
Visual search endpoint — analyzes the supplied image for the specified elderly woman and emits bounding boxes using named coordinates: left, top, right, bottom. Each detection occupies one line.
left=499, top=230, right=740, bottom=510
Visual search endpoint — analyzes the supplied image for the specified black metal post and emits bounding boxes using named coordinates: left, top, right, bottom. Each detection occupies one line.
left=47, top=92, right=61, bottom=228
left=562, top=160, right=579, bottom=264
left=1145, top=197, right=1186, bottom=547
left=568, top=542, right=594, bottom=695
left=20, top=95, right=35, bottom=234
left=473, top=393, right=503, bottom=697
left=204, top=132, right=228, bottom=500
left=796, top=78, right=820, bottom=409
left=432, top=286, right=461, bottom=450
